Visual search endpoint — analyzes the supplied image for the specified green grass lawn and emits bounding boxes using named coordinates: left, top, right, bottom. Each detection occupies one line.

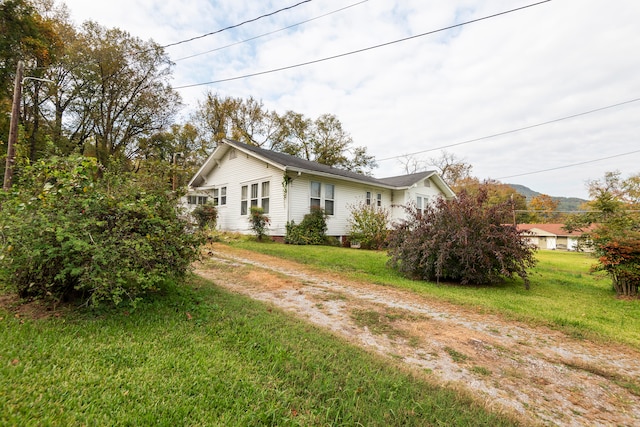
left=1, top=278, right=517, bottom=426
left=231, top=241, right=640, bottom=349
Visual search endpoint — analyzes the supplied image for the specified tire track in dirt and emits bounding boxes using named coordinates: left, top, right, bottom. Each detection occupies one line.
left=195, top=244, right=640, bottom=427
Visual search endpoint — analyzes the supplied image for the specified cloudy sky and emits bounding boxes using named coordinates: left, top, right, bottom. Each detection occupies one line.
left=58, top=0, right=639, bottom=199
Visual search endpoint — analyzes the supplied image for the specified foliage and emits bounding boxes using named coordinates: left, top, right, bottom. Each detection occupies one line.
left=248, top=206, right=270, bottom=241
left=591, top=228, right=640, bottom=297
left=285, top=206, right=328, bottom=245
left=452, top=177, right=527, bottom=223
left=0, top=155, right=203, bottom=306
left=347, top=201, right=390, bottom=249
left=428, top=150, right=473, bottom=187
left=194, top=92, right=377, bottom=174
left=527, top=194, right=561, bottom=223
left=386, top=189, right=537, bottom=288
left=192, top=202, right=218, bottom=229
left=566, top=171, right=640, bottom=297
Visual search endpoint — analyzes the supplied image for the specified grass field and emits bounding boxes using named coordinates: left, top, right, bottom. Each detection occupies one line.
left=3, top=240, right=639, bottom=425
left=231, top=240, right=640, bottom=349
left=1, top=277, right=517, bottom=426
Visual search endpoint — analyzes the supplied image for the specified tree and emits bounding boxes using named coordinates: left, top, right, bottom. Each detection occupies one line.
left=527, top=194, right=560, bottom=223
left=453, top=177, right=528, bottom=224
left=0, top=0, right=63, bottom=167
left=66, top=21, right=181, bottom=165
left=193, top=92, right=279, bottom=148
left=428, top=150, right=473, bottom=187
left=193, top=95, right=377, bottom=174
left=565, top=171, right=640, bottom=296
left=387, top=188, right=537, bottom=288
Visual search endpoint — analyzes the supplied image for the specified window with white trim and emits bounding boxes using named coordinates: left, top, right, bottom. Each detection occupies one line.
left=261, top=182, right=270, bottom=214
left=188, top=195, right=208, bottom=205
left=310, top=181, right=335, bottom=215
left=220, top=187, right=227, bottom=205
left=324, top=184, right=335, bottom=215
left=241, top=185, right=248, bottom=215
left=241, top=181, right=270, bottom=215
left=376, top=193, right=382, bottom=207
left=310, top=181, right=321, bottom=209
left=212, top=186, right=227, bottom=206
left=365, top=191, right=371, bottom=206
left=250, top=183, right=259, bottom=208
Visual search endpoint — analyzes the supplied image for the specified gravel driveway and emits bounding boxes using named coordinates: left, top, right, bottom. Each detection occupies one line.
left=195, top=244, right=640, bottom=427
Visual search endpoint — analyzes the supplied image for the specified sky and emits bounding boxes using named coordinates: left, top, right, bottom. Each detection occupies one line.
left=57, top=0, right=640, bottom=199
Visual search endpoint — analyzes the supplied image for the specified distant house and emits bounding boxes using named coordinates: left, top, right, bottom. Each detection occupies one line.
left=184, top=138, right=455, bottom=239
left=517, top=223, right=594, bottom=251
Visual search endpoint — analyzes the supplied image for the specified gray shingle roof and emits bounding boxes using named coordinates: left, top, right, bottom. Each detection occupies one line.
left=229, top=139, right=409, bottom=187
left=191, top=139, right=452, bottom=197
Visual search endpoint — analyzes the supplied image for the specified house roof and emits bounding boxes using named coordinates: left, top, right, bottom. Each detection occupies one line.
left=517, top=223, right=595, bottom=237
left=189, top=139, right=455, bottom=197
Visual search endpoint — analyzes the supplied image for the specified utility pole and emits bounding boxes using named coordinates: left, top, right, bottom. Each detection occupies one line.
left=172, top=152, right=184, bottom=191
left=3, top=61, right=24, bottom=191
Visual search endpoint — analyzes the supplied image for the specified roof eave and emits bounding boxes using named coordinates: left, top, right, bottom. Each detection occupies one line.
left=284, top=166, right=398, bottom=190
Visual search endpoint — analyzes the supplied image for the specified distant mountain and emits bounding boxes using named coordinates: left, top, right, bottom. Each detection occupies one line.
left=507, top=184, right=588, bottom=212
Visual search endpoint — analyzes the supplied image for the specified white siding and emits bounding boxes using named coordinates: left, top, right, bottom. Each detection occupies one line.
left=197, top=150, right=287, bottom=235
left=287, top=173, right=394, bottom=237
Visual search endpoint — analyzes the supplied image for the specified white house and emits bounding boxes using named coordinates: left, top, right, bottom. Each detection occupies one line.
left=185, top=139, right=455, bottom=239
left=517, top=223, right=595, bottom=251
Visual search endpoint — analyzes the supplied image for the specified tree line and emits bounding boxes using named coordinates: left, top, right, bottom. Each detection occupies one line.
left=0, top=0, right=375, bottom=189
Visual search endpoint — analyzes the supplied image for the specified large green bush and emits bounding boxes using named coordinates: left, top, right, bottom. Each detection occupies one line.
left=347, top=202, right=390, bottom=249
left=387, top=189, right=537, bottom=288
left=285, top=207, right=328, bottom=245
left=192, top=202, right=218, bottom=229
left=0, top=155, right=204, bottom=306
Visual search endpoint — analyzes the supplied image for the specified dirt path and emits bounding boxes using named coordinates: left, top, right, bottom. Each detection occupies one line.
left=195, top=244, right=640, bottom=427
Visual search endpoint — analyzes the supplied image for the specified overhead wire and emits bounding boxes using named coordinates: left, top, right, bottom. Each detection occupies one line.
left=495, top=149, right=640, bottom=180
left=173, top=0, right=552, bottom=89
left=173, top=1, right=369, bottom=62
left=159, top=0, right=313, bottom=50
left=376, top=97, right=640, bottom=161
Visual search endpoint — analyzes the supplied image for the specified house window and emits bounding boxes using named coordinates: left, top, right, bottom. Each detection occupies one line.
left=416, top=196, right=423, bottom=214
left=377, top=193, right=382, bottom=207
left=250, top=183, right=259, bottom=208
left=188, top=195, right=208, bottom=205
left=220, top=187, right=227, bottom=205
left=241, top=185, right=248, bottom=215
left=261, top=182, right=270, bottom=214
left=242, top=181, right=270, bottom=215
left=325, top=184, right=335, bottom=215
left=366, top=191, right=371, bottom=206
left=212, top=187, right=227, bottom=206
left=310, top=181, right=335, bottom=215
left=310, top=181, right=321, bottom=209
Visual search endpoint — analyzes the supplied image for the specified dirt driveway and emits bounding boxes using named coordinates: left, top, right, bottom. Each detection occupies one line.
left=195, top=243, right=640, bottom=427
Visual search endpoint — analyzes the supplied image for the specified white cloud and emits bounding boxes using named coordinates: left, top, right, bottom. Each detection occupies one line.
left=58, top=0, right=640, bottom=198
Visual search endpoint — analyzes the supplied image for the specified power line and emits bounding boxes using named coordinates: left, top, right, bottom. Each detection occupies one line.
left=160, top=0, right=312, bottom=50
left=173, top=0, right=552, bottom=90
left=377, top=97, right=640, bottom=161
left=174, top=1, right=369, bottom=62
left=496, top=149, right=640, bottom=180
